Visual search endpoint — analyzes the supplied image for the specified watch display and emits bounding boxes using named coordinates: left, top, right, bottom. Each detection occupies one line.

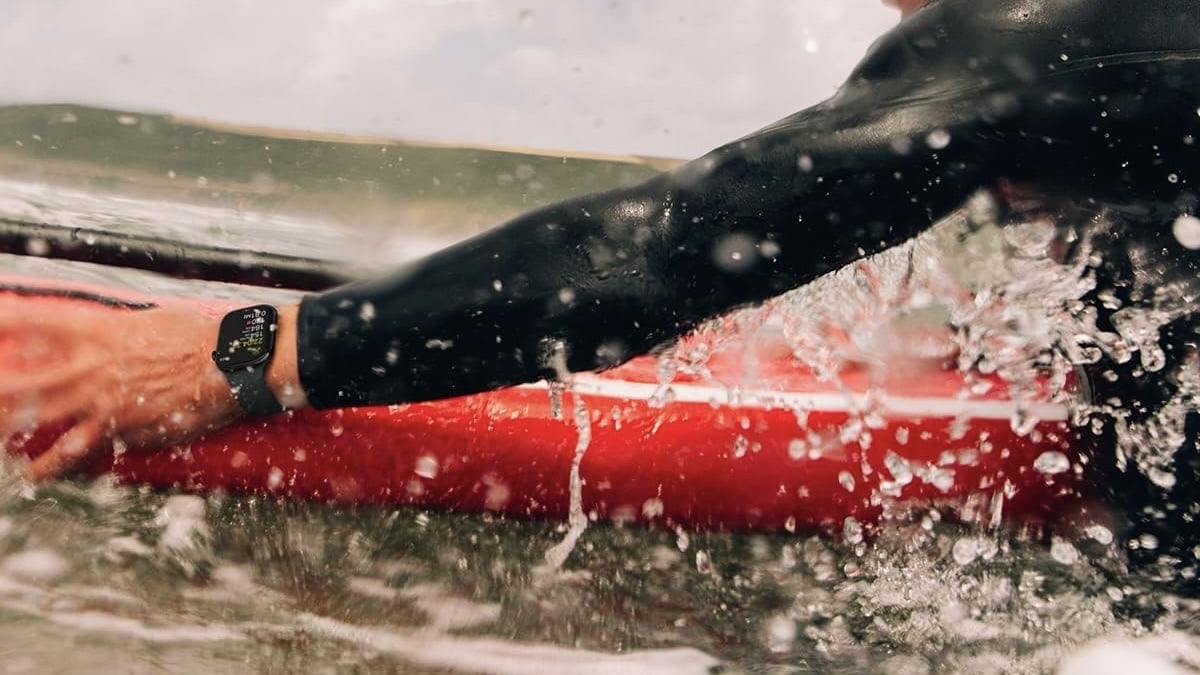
left=213, top=305, right=278, bottom=370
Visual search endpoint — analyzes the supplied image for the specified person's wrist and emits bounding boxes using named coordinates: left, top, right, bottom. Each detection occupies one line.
left=266, top=303, right=309, bottom=410
left=198, top=313, right=244, bottom=418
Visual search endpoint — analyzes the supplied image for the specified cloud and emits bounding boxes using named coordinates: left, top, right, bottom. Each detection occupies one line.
left=0, top=0, right=896, bottom=157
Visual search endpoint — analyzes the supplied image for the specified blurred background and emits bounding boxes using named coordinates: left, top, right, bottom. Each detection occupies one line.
left=2, top=0, right=895, bottom=158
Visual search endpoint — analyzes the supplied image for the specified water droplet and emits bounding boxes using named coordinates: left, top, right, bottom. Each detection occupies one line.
left=1084, top=524, right=1113, bottom=545
left=732, top=435, right=749, bottom=458
left=267, top=467, right=284, bottom=490
left=843, top=517, right=863, bottom=545
left=359, top=301, right=375, bottom=322
left=890, top=136, right=914, bottom=155
left=925, top=129, right=952, bottom=150
left=765, top=615, right=797, bottom=653
left=695, top=550, right=713, bottom=574
left=1011, top=407, right=1040, bottom=436
left=797, top=154, right=814, bottom=172
left=928, top=467, right=956, bottom=492
left=414, top=454, right=438, bottom=479
left=711, top=233, right=759, bottom=273
left=1033, top=451, right=1070, bottom=475
left=484, top=477, right=511, bottom=510
left=952, top=537, right=980, bottom=565
left=839, top=418, right=865, bottom=445
left=883, top=451, right=913, bottom=486
left=1172, top=215, right=1200, bottom=249
left=838, top=471, right=856, bottom=492
left=675, top=527, right=690, bottom=552
left=1050, top=537, right=1080, bottom=565
left=24, top=238, right=49, bottom=256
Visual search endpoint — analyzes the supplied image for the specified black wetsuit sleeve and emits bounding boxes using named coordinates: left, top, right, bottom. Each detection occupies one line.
left=295, top=0, right=1200, bottom=408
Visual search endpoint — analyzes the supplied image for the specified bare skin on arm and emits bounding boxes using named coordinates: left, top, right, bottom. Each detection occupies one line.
left=266, top=304, right=306, bottom=410
left=0, top=302, right=310, bottom=480
left=0, top=305, right=242, bottom=480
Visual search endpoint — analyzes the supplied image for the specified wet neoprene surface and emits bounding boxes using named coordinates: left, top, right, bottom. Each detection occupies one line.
left=297, top=0, right=1200, bottom=409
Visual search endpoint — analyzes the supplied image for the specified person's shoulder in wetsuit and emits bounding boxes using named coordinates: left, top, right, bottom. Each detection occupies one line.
left=7, top=0, right=1200, bottom=480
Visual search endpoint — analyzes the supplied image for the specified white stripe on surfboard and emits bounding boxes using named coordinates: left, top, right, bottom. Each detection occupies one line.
left=522, top=377, right=1071, bottom=422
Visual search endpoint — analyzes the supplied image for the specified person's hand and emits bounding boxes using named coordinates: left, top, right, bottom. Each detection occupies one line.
left=0, top=303, right=243, bottom=480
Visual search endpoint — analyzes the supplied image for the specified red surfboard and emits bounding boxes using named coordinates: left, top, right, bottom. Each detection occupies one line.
left=0, top=276, right=1086, bottom=532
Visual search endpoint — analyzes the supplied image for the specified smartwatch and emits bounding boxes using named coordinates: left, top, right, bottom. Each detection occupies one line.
left=212, top=305, right=285, bottom=415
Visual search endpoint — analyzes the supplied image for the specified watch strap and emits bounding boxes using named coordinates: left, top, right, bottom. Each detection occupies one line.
left=225, top=365, right=286, bottom=416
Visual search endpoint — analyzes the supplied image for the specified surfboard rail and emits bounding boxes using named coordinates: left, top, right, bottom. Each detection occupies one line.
left=0, top=276, right=1088, bottom=532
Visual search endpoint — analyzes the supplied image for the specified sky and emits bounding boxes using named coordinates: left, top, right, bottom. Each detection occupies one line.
left=1, top=1, right=898, bottom=158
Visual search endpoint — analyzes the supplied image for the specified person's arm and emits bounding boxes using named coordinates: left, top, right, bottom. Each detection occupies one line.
left=19, top=0, right=1200, bottom=479
left=287, top=0, right=1126, bottom=408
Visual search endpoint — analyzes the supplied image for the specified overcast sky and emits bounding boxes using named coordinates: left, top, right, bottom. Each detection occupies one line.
left=2, top=1, right=897, bottom=158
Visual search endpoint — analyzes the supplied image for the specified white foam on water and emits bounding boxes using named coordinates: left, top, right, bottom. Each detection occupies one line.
left=0, top=571, right=246, bottom=644
left=0, top=549, right=69, bottom=585
left=1058, top=632, right=1200, bottom=675
left=181, top=564, right=289, bottom=606
left=399, top=582, right=502, bottom=631
left=297, top=613, right=719, bottom=675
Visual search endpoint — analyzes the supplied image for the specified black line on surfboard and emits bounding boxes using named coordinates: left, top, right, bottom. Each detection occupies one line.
left=0, top=283, right=157, bottom=310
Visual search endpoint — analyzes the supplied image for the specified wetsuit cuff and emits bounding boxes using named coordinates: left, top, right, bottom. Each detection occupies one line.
left=296, top=294, right=336, bottom=410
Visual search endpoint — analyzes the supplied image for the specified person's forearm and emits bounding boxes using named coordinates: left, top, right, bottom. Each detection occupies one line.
left=282, top=0, right=1186, bottom=411
left=283, top=3, right=1020, bottom=411
left=288, top=110, right=989, bottom=410
left=266, top=303, right=308, bottom=410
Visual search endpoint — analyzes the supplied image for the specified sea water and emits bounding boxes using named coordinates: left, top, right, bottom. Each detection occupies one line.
left=0, top=174, right=1198, bottom=674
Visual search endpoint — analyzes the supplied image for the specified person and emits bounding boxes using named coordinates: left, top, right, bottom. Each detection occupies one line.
left=2, top=0, right=1199, bottom=566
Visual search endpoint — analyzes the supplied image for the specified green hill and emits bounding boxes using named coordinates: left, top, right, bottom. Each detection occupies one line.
left=0, top=104, right=679, bottom=241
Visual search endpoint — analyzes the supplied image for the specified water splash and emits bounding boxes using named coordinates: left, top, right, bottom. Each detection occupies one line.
left=542, top=340, right=593, bottom=570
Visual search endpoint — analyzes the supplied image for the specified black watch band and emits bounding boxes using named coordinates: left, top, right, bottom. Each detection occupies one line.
left=224, top=365, right=286, bottom=416
left=212, top=304, right=286, bottom=416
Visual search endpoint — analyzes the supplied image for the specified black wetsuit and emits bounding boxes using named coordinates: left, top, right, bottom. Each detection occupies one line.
left=298, top=1, right=1199, bottom=563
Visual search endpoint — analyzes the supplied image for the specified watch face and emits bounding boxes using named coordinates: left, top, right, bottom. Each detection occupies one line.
left=214, top=305, right=278, bottom=370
